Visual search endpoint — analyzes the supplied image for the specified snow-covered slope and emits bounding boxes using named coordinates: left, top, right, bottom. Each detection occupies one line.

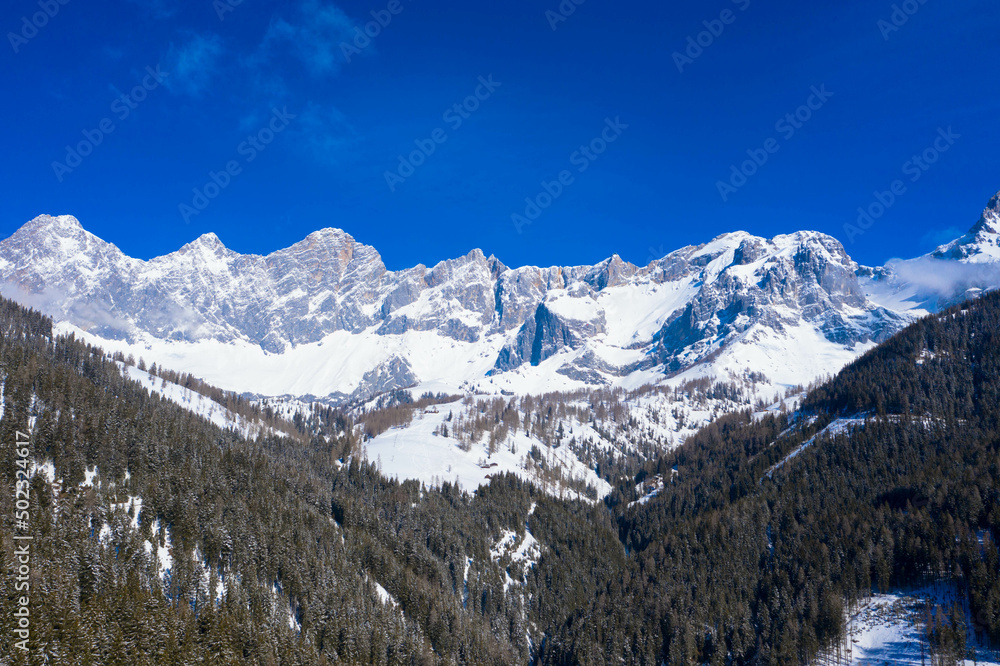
left=118, top=362, right=273, bottom=439
left=364, top=398, right=612, bottom=500
left=2, top=191, right=998, bottom=407
left=822, top=584, right=1000, bottom=665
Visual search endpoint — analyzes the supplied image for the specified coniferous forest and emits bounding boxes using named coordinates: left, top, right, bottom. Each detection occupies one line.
left=1, top=290, right=999, bottom=664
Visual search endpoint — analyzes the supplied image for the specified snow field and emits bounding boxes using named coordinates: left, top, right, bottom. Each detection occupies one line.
left=838, top=584, right=1000, bottom=665
left=363, top=399, right=612, bottom=500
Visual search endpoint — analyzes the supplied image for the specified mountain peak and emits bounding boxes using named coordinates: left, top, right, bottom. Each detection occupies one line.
left=463, top=248, right=487, bottom=262
left=304, top=227, right=354, bottom=244
left=175, top=232, right=233, bottom=260
left=24, top=214, right=84, bottom=234
left=973, top=191, right=1000, bottom=234
left=3, top=187, right=998, bottom=400
left=190, top=232, right=225, bottom=248
left=9, top=214, right=123, bottom=259
left=987, top=191, right=1000, bottom=215
left=774, top=229, right=842, bottom=247
left=932, top=191, right=1000, bottom=262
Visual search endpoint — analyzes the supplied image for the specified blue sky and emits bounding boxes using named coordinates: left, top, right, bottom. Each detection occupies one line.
left=2, top=0, right=999, bottom=270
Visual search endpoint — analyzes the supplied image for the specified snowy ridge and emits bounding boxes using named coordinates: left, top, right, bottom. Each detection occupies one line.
left=2, top=192, right=998, bottom=505
left=117, top=362, right=274, bottom=439
left=9, top=197, right=999, bottom=407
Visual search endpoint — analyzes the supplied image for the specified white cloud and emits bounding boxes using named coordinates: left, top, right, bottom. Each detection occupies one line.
left=164, top=33, right=225, bottom=97
left=255, top=0, right=360, bottom=76
left=887, top=256, right=1000, bottom=299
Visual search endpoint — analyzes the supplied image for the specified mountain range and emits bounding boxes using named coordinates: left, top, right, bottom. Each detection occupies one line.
left=3, top=241, right=1000, bottom=665
left=1, top=191, right=998, bottom=404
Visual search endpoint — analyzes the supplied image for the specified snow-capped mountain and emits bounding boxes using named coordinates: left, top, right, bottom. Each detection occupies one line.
left=861, top=191, right=1000, bottom=316
left=933, top=190, right=1000, bottom=263
left=2, top=191, right=998, bottom=404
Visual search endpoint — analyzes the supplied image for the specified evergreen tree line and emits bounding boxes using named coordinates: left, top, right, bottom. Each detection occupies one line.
left=2, top=288, right=999, bottom=664
left=531, top=291, right=1000, bottom=664
left=0, top=298, right=545, bottom=664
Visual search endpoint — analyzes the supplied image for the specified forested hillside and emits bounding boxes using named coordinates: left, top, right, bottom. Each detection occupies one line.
left=544, top=291, right=1000, bottom=664
left=0, top=296, right=556, bottom=664
left=2, top=289, right=999, bottom=665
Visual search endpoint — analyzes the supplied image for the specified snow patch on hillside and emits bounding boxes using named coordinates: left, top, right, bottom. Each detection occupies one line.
left=598, top=280, right=699, bottom=347
left=63, top=322, right=506, bottom=401
left=490, top=503, right=541, bottom=592
left=146, top=519, right=173, bottom=582
left=673, top=320, right=871, bottom=391
left=371, top=580, right=399, bottom=609
left=111, top=495, right=143, bottom=530
left=629, top=478, right=664, bottom=508
left=364, top=400, right=612, bottom=500
left=30, top=460, right=56, bottom=484
left=82, top=466, right=98, bottom=487
left=843, top=585, right=1000, bottom=665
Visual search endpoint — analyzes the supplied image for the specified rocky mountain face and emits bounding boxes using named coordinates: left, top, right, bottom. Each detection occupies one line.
left=646, top=232, right=908, bottom=374
left=1, top=192, right=998, bottom=402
